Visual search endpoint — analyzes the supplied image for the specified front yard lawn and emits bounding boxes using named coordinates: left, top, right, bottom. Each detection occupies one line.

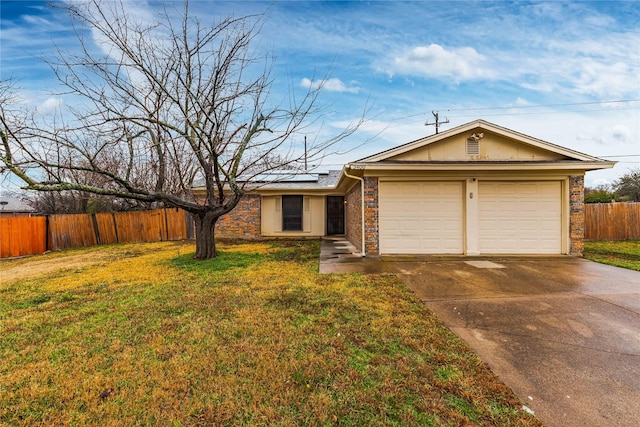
left=0, top=240, right=540, bottom=426
left=583, top=240, right=640, bottom=271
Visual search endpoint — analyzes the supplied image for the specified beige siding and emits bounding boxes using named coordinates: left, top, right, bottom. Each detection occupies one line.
left=261, top=195, right=325, bottom=237
left=388, top=131, right=567, bottom=162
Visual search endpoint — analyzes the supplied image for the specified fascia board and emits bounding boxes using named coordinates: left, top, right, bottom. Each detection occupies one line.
left=255, top=188, right=343, bottom=196
left=351, top=161, right=616, bottom=172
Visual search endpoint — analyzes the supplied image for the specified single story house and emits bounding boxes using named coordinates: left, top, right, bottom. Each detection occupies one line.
left=207, top=119, right=615, bottom=256
left=0, top=196, right=36, bottom=218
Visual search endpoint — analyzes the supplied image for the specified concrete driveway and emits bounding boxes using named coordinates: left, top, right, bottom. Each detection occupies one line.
left=319, top=239, right=640, bottom=427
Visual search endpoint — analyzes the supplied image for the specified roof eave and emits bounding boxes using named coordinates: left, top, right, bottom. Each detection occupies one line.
left=349, top=160, right=616, bottom=172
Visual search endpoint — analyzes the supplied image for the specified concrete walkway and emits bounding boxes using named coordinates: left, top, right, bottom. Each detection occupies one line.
left=319, top=239, right=640, bottom=427
left=319, top=236, right=387, bottom=274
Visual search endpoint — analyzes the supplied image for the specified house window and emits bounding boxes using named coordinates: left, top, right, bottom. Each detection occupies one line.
left=282, top=195, right=303, bottom=231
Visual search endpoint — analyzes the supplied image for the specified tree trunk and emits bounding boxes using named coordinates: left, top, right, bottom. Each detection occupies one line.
left=193, top=211, right=218, bottom=259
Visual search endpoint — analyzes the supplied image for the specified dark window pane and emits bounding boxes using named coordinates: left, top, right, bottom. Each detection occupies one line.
left=282, top=195, right=303, bottom=231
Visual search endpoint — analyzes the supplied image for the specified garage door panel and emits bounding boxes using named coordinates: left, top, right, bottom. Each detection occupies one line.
left=380, top=181, right=463, bottom=254
left=441, top=220, right=461, bottom=231
left=479, top=181, right=561, bottom=254
left=402, top=239, right=421, bottom=250
left=422, top=221, right=442, bottom=232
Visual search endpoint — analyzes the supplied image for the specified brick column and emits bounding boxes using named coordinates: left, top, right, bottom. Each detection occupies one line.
left=569, top=175, right=585, bottom=256
left=363, top=177, right=379, bottom=256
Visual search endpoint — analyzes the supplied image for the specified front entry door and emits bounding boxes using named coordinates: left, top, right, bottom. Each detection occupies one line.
left=326, top=196, right=345, bottom=235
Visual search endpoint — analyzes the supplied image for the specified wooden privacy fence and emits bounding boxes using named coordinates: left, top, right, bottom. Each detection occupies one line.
left=585, top=203, right=640, bottom=241
left=0, top=208, right=193, bottom=258
left=0, top=216, right=47, bottom=259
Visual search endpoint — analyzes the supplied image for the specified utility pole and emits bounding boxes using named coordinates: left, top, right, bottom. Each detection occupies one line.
left=425, top=111, right=449, bottom=134
left=304, top=135, right=308, bottom=171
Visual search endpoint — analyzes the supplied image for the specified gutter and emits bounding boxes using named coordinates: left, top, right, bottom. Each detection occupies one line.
left=342, top=165, right=366, bottom=257
left=349, top=161, right=616, bottom=171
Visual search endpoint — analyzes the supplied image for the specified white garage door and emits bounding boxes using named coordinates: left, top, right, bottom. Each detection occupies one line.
left=379, top=181, right=464, bottom=254
left=479, top=181, right=562, bottom=254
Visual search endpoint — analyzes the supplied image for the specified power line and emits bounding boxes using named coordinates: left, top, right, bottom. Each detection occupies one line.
left=600, top=155, right=640, bottom=158
left=386, top=99, right=640, bottom=124
left=443, top=99, right=640, bottom=112
left=446, top=106, right=639, bottom=119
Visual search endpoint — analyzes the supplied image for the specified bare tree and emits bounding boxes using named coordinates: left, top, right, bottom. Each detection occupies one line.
left=0, top=1, right=362, bottom=259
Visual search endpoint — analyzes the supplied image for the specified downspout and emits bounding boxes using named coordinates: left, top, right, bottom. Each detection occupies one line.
left=343, top=165, right=366, bottom=257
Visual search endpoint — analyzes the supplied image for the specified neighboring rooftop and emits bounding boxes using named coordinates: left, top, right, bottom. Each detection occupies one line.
left=0, top=196, right=35, bottom=213
left=192, top=170, right=343, bottom=190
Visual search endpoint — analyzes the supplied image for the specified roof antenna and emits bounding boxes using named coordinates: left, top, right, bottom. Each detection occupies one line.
left=425, top=111, right=449, bottom=134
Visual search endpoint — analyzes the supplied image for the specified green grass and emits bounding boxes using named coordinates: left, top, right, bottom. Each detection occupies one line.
left=583, top=240, right=640, bottom=271
left=0, top=240, right=541, bottom=426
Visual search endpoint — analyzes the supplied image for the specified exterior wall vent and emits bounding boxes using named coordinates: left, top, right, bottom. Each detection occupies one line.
left=466, top=138, right=479, bottom=155
left=466, top=133, right=483, bottom=155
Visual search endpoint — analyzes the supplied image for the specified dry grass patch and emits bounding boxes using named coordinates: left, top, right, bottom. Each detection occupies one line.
left=1, top=240, right=540, bottom=426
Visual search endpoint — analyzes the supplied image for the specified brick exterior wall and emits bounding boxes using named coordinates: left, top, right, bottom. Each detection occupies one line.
left=569, top=175, right=585, bottom=256
left=345, top=182, right=363, bottom=253
left=363, top=177, right=379, bottom=256
left=216, top=194, right=262, bottom=239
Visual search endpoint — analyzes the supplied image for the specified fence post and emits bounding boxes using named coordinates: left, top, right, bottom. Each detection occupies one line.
left=164, top=208, right=169, bottom=241
left=45, top=215, right=50, bottom=251
left=91, top=213, right=101, bottom=245
left=112, top=212, right=119, bottom=243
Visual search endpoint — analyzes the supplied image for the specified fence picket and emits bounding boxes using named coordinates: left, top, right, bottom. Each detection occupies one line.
left=0, top=216, right=47, bottom=258
left=0, top=208, right=192, bottom=258
left=585, top=203, right=640, bottom=240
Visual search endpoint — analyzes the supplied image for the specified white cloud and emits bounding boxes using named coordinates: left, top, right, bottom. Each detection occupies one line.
left=387, top=44, right=494, bottom=82
left=37, top=97, right=63, bottom=114
left=21, top=15, right=54, bottom=26
left=301, top=78, right=360, bottom=93
left=611, top=125, right=631, bottom=143
left=380, top=24, right=639, bottom=99
left=498, top=30, right=640, bottom=98
left=60, top=0, right=157, bottom=59
left=573, top=59, right=638, bottom=99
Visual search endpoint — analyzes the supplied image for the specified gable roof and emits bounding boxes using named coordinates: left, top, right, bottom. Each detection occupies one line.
left=355, top=119, right=610, bottom=164
left=192, top=119, right=615, bottom=195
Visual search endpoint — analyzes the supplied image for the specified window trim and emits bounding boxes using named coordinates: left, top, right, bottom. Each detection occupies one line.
left=282, top=195, right=303, bottom=231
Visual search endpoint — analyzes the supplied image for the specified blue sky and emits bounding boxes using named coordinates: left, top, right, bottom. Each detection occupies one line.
left=1, top=0, right=639, bottom=188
